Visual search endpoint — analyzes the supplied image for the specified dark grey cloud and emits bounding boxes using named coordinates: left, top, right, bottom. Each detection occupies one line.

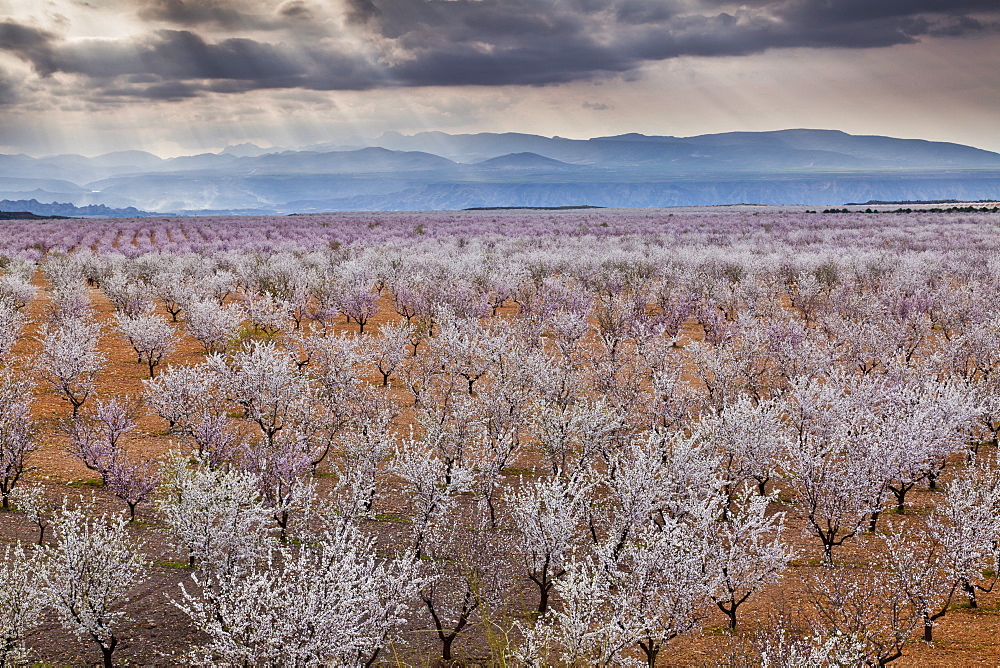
left=278, top=1, right=314, bottom=20
left=0, top=20, right=60, bottom=76
left=376, top=0, right=591, bottom=43
left=366, top=0, right=1000, bottom=87
left=44, top=29, right=391, bottom=96
left=133, top=0, right=344, bottom=31
left=59, top=30, right=306, bottom=81
left=772, top=0, right=1000, bottom=25
left=614, top=0, right=685, bottom=25
left=921, top=14, right=994, bottom=37
left=103, top=79, right=202, bottom=100
left=2, top=0, right=998, bottom=102
left=0, top=71, right=17, bottom=106
left=135, top=0, right=271, bottom=30
left=344, top=0, right=382, bottom=25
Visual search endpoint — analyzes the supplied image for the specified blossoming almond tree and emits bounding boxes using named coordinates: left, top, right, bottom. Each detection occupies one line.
left=10, top=481, right=54, bottom=545
left=114, top=311, right=179, bottom=378
left=392, top=435, right=476, bottom=558
left=66, top=397, right=159, bottom=520
left=510, top=473, right=590, bottom=614
left=0, top=303, right=26, bottom=362
left=709, top=494, right=795, bottom=629
left=157, top=452, right=272, bottom=570
left=418, top=507, right=507, bottom=662
left=0, top=543, right=47, bottom=665
left=925, top=457, right=1000, bottom=608
left=174, top=522, right=421, bottom=666
left=41, top=503, right=147, bottom=668
left=39, top=318, right=106, bottom=418
left=0, top=368, right=35, bottom=510
left=184, top=300, right=245, bottom=354
left=522, top=519, right=718, bottom=668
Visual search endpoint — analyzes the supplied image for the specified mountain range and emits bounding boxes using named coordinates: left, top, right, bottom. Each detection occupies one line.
left=1, top=129, right=999, bottom=215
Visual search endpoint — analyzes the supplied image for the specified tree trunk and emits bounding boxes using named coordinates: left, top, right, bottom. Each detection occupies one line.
left=716, top=601, right=738, bottom=629
left=964, top=580, right=978, bottom=608
left=484, top=492, right=498, bottom=530
left=529, top=561, right=553, bottom=613
left=638, top=638, right=660, bottom=668
left=442, top=635, right=455, bottom=662
left=100, top=637, right=117, bottom=668
left=425, top=593, right=473, bottom=662
left=889, top=484, right=909, bottom=513
left=278, top=509, right=289, bottom=541
left=537, top=584, right=550, bottom=614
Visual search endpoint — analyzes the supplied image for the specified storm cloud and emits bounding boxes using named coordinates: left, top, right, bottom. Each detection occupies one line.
left=0, top=70, right=17, bottom=106
left=133, top=0, right=290, bottom=30
left=0, top=20, right=61, bottom=77
left=0, top=0, right=997, bottom=102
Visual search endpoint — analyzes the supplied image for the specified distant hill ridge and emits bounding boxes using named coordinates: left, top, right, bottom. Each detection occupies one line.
left=0, top=210, right=71, bottom=220
left=474, top=153, right=576, bottom=169
left=0, top=199, right=160, bottom=218
left=845, top=199, right=1000, bottom=205
left=1, top=130, right=999, bottom=214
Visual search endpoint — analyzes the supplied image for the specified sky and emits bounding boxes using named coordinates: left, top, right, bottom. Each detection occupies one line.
left=1, top=0, right=999, bottom=157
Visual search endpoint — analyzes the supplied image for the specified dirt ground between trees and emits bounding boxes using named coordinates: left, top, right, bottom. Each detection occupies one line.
left=5, top=272, right=1000, bottom=667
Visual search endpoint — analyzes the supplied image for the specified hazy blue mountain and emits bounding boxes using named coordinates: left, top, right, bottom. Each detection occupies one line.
left=0, top=199, right=159, bottom=218
left=86, top=151, right=164, bottom=169
left=161, top=153, right=242, bottom=172
left=682, top=130, right=1000, bottom=168
left=0, top=151, right=164, bottom=184
left=0, top=176, right=90, bottom=195
left=369, top=131, right=572, bottom=163
left=358, top=129, right=1000, bottom=170
left=278, top=172, right=1000, bottom=211
left=1, top=130, right=999, bottom=213
left=220, top=143, right=275, bottom=158
left=474, top=153, right=580, bottom=170
left=241, top=147, right=459, bottom=174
